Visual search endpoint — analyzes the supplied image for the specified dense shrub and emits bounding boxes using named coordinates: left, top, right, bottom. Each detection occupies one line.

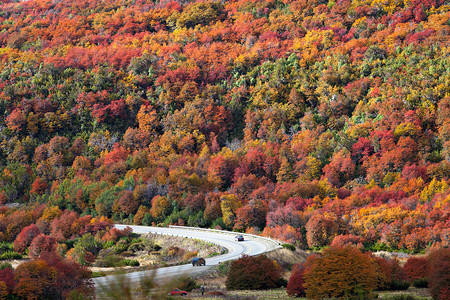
left=372, top=256, right=392, bottom=290
left=73, top=233, right=103, bottom=257
left=389, top=279, right=410, bottom=291
left=0, top=262, right=12, bottom=270
left=403, top=257, right=429, bottom=283
left=374, top=256, right=409, bottom=291
left=120, top=259, right=140, bottom=267
left=281, top=243, right=296, bottom=251
left=331, top=234, right=364, bottom=249
left=14, top=260, right=58, bottom=299
left=304, top=246, right=378, bottom=299
left=0, top=267, right=15, bottom=292
left=14, top=224, right=41, bottom=253
left=384, top=296, right=419, bottom=300
left=39, top=251, right=94, bottom=299
left=66, top=245, right=95, bottom=266
left=412, top=278, right=428, bottom=288
left=13, top=252, right=93, bottom=299
left=94, top=252, right=123, bottom=268
left=28, top=234, right=57, bottom=258
left=0, top=251, right=22, bottom=260
left=174, top=275, right=199, bottom=292
left=286, top=263, right=306, bottom=297
left=225, top=254, right=282, bottom=290
left=0, top=243, right=14, bottom=254
left=427, top=248, right=450, bottom=300
left=113, top=239, right=130, bottom=254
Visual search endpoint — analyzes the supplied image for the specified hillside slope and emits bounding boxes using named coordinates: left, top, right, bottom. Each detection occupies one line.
left=0, top=0, right=449, bottom=252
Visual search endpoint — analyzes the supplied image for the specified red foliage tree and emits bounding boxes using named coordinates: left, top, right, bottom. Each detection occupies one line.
left=322, top=150, right=356, bottom=187
left=103, top=143, right=129, bottom=167
left=234, top=200, right=267, bottom=231
left=262, top=224, right=303, bottom=245
left=28, top=234, right=57, bottom=258
left=101, top=226, right=132, bottom=243
left=208, top=154, right=235, bottom=189
left=14, top=260, right=57, bottom=300
left=225, top=254, right=282, bottom=290
left=50, top=210, right=80, bottom=241
left=30, top=177, right=48, bottom=195
left=0, top=267, right=15, bottom=292
left=403, top=256, right=430, bottom=283
left=113, top=190, right=139, bottom=215
left=39, top=251, right=94, bottom=299
left=183, top=192, right=206, bottom=213
left=287, top=263, right=306, bottom=297
left=83, top=216, right=113, bottom=235
left=266, top=199, right=307, bottom=228
left=4, top=210, right=34, bottom=242
left=427, top=248, right=450, bottom=300
left=5, top=108, right=26, bottom=133
left=373, top=256, right=407, bottom=290
left=204, top=198, right=222, bottom=223
left=331, top=234, right=364, bottom=249
left=305, top=212, right=339, bottom=248
left=14, top=224, right=41, bottom=253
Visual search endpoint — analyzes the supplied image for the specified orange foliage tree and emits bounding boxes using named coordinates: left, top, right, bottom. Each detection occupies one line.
left=304, top=246, right=378, bottom=299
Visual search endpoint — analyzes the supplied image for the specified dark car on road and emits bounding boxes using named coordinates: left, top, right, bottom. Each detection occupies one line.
left=192, top=257, right=206, bottom=266
left=235, top=235, right=244, bottom=241
left=168, top=288, right=187, bottom=296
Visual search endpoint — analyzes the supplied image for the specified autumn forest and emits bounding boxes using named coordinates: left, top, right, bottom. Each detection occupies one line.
left=0, top=0, right=449, bottom=278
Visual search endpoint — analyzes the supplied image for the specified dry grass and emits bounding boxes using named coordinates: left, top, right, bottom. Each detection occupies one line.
left=265, top=248, right=309, bottom=270
left=376, top=287, right=432, bottom=299
left=178, top=288, right=296, bottom=299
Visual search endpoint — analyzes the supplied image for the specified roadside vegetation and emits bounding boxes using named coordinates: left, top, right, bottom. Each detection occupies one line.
left=184, top=246, right=443, bottom=300
left=92, top=233, right=221, bottom=276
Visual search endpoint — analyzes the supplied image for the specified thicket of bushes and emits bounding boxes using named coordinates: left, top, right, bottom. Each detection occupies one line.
left=225, top=254, right=283, bottom=290
left=284, top=246, right=449, bottom=299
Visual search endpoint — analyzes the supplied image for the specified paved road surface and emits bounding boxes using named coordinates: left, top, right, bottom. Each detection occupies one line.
left=93, top=225, right=281, bottom=289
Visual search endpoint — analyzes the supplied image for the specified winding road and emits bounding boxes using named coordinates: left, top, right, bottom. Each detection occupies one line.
left=93, top=225, right=281, bottom=288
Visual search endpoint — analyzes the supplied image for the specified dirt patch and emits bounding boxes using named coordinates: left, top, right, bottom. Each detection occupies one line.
left=2, top=259, right=29, bottom=269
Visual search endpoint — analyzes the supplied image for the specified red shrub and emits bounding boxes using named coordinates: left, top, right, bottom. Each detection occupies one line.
left=427, top=248, right=450, bottom=300
left=0, top=267, right=15, bottom=292
left=287, top=263, right=306, bottom=297
left=403, top=257, right=430, bottom=283
left=50, top=210, right=79, bottom=241
left=331, top=234, right=364, bottom=249
left=262, top=224, right=303, bottom=245
left=225, top=254, right=282, bottom=290
left=14, top=224, right=41, bottom=253
left=28, top=234, right=57, bottom=258
left=101, top=226, right=132, bottom=242
left=39, top=251, right=94, bottom=299
left=14, top=260, right=57, bottom=299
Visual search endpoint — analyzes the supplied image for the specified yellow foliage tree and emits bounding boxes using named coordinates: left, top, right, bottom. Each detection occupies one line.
left=220, top=193, right=242, bottom=228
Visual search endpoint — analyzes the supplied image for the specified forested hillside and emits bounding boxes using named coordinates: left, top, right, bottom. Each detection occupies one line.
left=0, top=0, right=449, bottom=253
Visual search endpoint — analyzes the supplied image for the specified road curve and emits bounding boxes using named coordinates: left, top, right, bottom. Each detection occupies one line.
left=93, top=225, right=281, bottom=288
